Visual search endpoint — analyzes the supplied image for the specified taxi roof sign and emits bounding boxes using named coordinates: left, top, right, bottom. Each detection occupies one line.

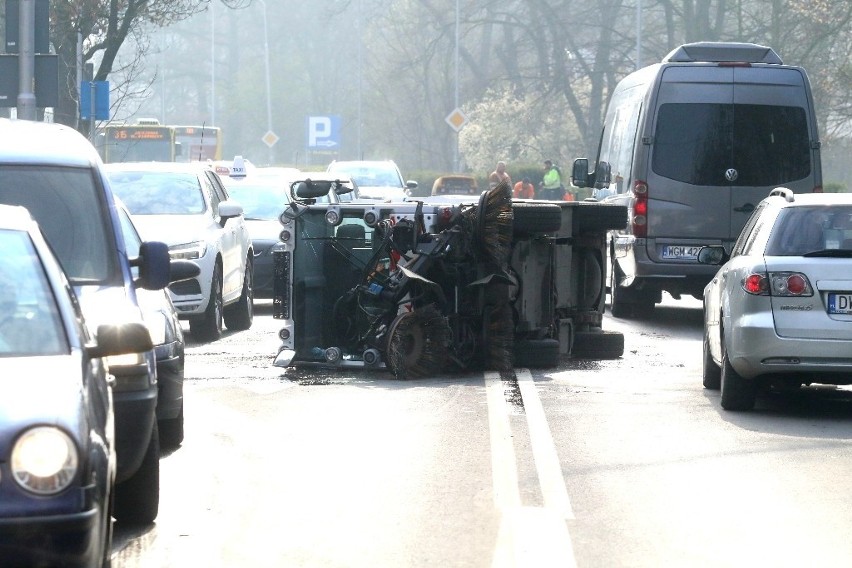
left=229, top=155, right=248, bottom=178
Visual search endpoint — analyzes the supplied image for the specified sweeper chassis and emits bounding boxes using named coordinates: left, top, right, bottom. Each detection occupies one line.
left=272, top=183, right=627, bottom=376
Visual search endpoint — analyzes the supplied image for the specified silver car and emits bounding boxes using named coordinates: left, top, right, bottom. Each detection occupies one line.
left=701, top=188, right=852, bottom=410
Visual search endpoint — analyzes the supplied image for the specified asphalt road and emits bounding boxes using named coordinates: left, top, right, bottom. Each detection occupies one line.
left=112, top=297, right=852, bottom=567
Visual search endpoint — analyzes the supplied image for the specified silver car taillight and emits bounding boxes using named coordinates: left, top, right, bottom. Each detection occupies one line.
left=742, top=272, right=813, bottom=296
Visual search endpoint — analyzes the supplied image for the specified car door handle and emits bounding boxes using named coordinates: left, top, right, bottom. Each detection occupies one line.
left=734, top=203, right=755, bottom=213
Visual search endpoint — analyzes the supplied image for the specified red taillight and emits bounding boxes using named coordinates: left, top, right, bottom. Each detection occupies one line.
left=812, top=185, right=823, bottom=193
left=743, top=273, right=769, bottom=295
left=786, top=274, right=807, bottom=295
left=632, top=180, right=648, bottom=237
left=743, top=272, right=813, bottom=296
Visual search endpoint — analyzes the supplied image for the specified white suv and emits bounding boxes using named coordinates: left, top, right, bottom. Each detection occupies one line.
left=326, top=159, right=418, bottom=201
left=106, top=162, right=254, bottom=341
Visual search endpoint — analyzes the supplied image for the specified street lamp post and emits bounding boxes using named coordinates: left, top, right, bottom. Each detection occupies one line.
left=453, top=0, right=459, bottom=172
left=258, top=0, right=274, bottom=165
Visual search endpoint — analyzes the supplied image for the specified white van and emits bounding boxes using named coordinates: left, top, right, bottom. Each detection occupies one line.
left=572, top=42, right=822, bottom=317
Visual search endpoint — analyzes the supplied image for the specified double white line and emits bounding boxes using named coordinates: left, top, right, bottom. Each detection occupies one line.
left=486, top=369, right=577, bottom=568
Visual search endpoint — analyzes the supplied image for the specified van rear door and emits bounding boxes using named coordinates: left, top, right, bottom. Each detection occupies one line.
left=730, top=65, right=814, bottom=219
left=648, top=65, right=814, bottom=259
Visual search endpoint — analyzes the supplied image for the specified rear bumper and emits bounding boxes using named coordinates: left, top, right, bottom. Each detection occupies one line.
left=727, top=311, right=852, bottom=380
left=616, top=237, right=719, bottom=294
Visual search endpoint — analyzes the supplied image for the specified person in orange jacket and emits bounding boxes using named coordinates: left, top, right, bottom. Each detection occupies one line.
left=513, top=177, right=535, bottom=199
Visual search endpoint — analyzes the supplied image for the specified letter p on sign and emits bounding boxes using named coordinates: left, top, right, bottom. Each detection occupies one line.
left=308, top=116, right=330, bottom=147
left=307, top=115, right=340, bottom=149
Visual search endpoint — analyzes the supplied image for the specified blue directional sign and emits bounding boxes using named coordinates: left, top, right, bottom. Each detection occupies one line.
left=80, top=80, right=109, bottom=120
left=306, top=115, right=341, bottom=150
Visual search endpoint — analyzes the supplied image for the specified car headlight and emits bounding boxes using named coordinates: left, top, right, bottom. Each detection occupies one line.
left=142, top=310, right=169, bottom=346
left=169, top=241, right=207, bottom=261
left=12, top=427, right=79, bottom=495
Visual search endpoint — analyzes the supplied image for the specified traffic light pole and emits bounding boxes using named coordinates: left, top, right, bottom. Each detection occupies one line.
left=16, top=0, right=36, bottom=120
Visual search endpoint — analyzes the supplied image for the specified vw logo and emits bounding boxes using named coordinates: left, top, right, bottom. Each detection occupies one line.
left=725, top=168, right=738, bottom=182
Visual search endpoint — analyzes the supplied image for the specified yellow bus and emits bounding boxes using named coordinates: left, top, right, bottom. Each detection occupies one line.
left=174, top=125, right=223, bottom=162
left=98, top=121, right=180, bottom=163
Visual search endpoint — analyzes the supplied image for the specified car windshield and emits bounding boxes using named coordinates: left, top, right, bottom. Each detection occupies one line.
left=108, top=171, right=205, bottom=215
left=0, top=230, right=68, bottom=357
left=0, top=165, right=117, bottom=284
left=331, top=165, right=402, bottom=188
left=222, top=179, right=295, bottom=220
left=766, top=206, right=852, bottom=255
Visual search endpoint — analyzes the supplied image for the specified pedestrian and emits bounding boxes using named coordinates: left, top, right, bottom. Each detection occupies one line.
left=513, top=177, right=535, bottom=199
left=539, top=159, right=564, bottom=200
left=488, top=161, right=511, bottom=189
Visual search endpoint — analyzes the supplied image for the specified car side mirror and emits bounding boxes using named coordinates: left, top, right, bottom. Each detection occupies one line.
left=697, top=246, right=728, bottom=265
left=89, top=321, right=153, bottom=358
left=219, top=200, right=243, bottom=220
left=134, top=241, right=171, bottom=290
left=572, top=159, right=589, bottom=188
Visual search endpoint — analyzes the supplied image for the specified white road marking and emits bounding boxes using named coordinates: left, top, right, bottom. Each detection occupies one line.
left=486, top=370, right=577, bottom=568
left=516, top=368, right=575, bottom=519
left=485, top=372, right=521, bottom=510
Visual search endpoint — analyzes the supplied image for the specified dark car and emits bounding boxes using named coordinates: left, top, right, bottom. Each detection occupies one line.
left=116, top=202, right=190, bottom=448
left=0, top=118, right=186, bottom=525
left=0, top=205, right=153, bottom=566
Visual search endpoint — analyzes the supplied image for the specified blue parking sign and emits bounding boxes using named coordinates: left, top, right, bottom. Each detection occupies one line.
left=306, top=115, right=340, bottom=149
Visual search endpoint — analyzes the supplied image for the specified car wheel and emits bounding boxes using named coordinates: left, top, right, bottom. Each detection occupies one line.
left=190, top=265, right=223, bottom=342
left=574, top=202, right=628, bottom=234
left=512, top=202, right=562, bottom=236
left=114, top=421, right=160, bottom=525
left=702, top=326, right=721, bottom=390
left=720, top=341, right=756, bottom=411
left=159, top=402, right=184, bottom=449
left=513, top=338, right=560, bottom=368
left=224, top=260, right=254, bottom=331
left=571, top=330, right=624, bottom=359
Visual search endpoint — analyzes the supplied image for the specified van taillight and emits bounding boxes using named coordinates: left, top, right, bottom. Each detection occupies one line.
left=813, top=185, right=823, bottom=193
left=632, top=180, right=648, bottom=237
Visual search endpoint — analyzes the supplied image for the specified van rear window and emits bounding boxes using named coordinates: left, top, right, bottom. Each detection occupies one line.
left=653, top=103, right=811, bottom=186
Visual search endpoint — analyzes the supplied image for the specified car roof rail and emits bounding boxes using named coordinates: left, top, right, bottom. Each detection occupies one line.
left=663, top=42, right=783, bottom=65
left=768, top=187, right=795, bottom=202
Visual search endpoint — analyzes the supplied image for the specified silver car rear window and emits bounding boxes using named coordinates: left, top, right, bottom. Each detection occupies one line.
left=767, top=206, right=852, bottom=255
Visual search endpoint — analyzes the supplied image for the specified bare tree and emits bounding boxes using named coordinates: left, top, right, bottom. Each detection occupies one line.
left=49, top=0, right=248, bottom=130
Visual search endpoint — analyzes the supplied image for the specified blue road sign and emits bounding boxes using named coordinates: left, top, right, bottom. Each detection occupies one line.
left=306, top=115, right=341, bottom=149
left=80, top=81, right=109, bottom=120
